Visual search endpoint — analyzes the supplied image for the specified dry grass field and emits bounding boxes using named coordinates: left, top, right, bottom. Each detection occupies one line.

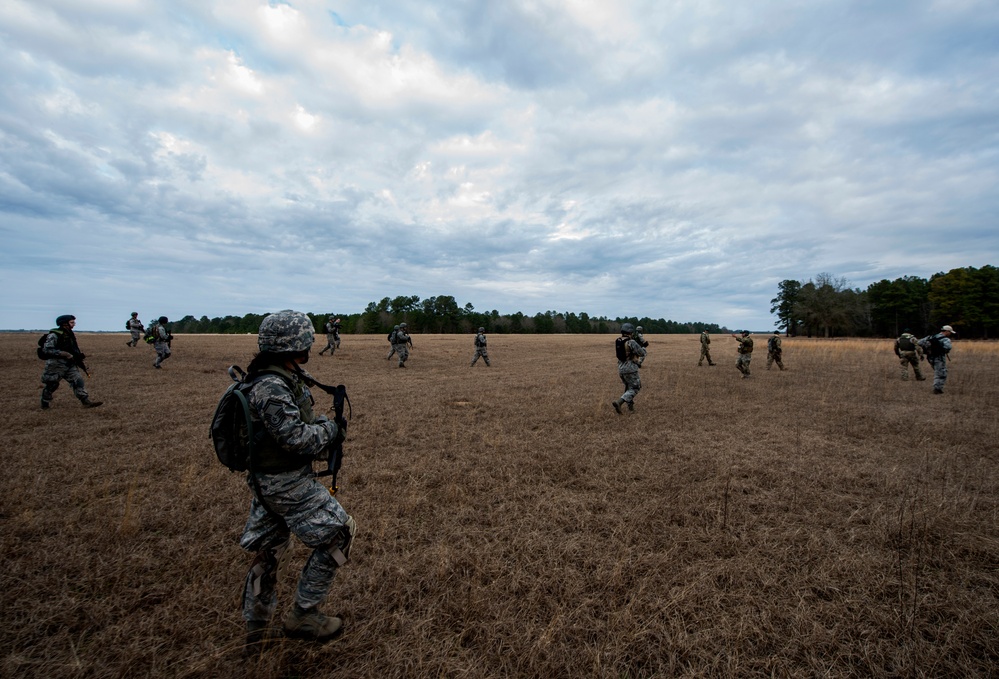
left=1, top=332, right=997, bottom=678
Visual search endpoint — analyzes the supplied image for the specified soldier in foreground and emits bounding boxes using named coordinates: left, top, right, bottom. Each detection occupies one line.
left=152, top=316, right=173, bottom=369
left=766, top=330, right=785, bottom=371
left=732, top=330, right=753, bottom=378
left=612, top=323, right=646, bottom=414
left=698, top=330, right=716, bottom=366
left=920, top=325, right=956, bottom=394
left=893, top=328, right=925, bottom=381
left=470, top=327, right=491, bottom=367
left=240, top=310, right=355, bottom=649
left=39, top=314, right=103, bottom=409
left=318, top=317, right=341, bottom=356
left=126, top=312, right=144, bottom=347
left=394, top=322, right=413, bottom=368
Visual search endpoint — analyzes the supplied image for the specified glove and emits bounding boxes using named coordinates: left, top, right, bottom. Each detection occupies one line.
left=334, top=417, right=348, bottom=444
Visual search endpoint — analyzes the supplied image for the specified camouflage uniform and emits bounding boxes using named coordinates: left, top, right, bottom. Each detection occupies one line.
left=394, top=324, right=412, bottom=368
left=152, top=319, right=172, bottom=368
left=733, top=333, right=753, bottom=377
left=921, top=327, right=955, bottom=394
left=386, top=326, right=399, bottom=361
left=40, top=324, right=98, bottom=408
left=318, top=319, right=340, bottom=356
left=126, top=314, right=144, bottom=347
left=239, top=310, right=354, bottom=643
left=612, top=325, right=647, bottom=413
left=894, top=332, right=924, bottom=381
left=698, top=331, right=715, bottom=366
left=766, top=332, right=785, bottom=371
left=470, top=329, right=490, bottom=367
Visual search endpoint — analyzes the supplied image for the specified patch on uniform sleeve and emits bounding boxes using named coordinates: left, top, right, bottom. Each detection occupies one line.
left=260, top=399, right=287, bottom=428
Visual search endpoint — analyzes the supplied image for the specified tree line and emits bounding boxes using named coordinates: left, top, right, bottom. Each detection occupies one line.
left=169, top=295, right=727, bottom=336
left=771, top=266, right=998, bottom=339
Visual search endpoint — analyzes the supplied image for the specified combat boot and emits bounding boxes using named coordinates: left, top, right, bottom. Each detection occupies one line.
left=626, top=400, right=634, bottom=412
left=81, top=399, right=103, bottom=408
left=283, top=605, right=343, bottom=642
left=41, top=399, right=50, bottom=410
left=612, top=399, right=624, bottom=415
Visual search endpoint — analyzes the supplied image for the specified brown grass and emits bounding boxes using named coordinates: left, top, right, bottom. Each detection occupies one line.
left=1, top=332, right=997, bottom=678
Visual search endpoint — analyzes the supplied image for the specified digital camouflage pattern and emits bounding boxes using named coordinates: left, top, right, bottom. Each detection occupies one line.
left=153, top=323, right=172, bottom=368
left=40, top=329, right=91, bottom=405
left=699, top=331, right=715, bottom=366
left=239, top=364, right=352, bottom=627
left=127, top=315, right=144, bottom=347
left=894, top=332, right=924, bottom=381
left=766, top=333, right=784, bottom=371
left=617, top=337, right=646, bottom=405
left=394, top=326, right=412, bottom=367
left=923, top=332, right=954, bottom=392
left=734, top=334, right=753, bottom=377
left=471, top=331, right=490, bottom=367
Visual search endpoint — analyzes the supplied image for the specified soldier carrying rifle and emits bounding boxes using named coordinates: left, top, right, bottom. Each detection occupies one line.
left=39, top=314, right=103, bottom=409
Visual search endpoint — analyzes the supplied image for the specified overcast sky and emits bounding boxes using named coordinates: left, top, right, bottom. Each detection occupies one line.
left=2, top=0, right=997, bottom=331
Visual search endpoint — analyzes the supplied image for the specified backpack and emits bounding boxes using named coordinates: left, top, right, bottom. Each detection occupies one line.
left=898, top=334, right=915, bottom=351
left=125, top=320, right=131, bottom=330
left=210, top=366, right=295, bottom=472
left=615, top=337, right=629, bottom=362
left=768, top=337, right=778, bottom=353
left=919, top=334, right=945, bottom=360
left=387, top=330, right=397, bottom=343
left=143, top=324, right=157, bottom=344
left=36, top=331, right=55, bottom=359
left=475, top=334, right=485, bottom=347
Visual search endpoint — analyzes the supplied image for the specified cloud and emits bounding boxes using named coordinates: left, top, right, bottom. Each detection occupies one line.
left=1, top=0, right=998, bottom=331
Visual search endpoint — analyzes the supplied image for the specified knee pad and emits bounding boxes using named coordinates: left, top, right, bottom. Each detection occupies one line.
left=325, top=516, right=356, bottom=567
left=247, top=539, right=289, bottom=597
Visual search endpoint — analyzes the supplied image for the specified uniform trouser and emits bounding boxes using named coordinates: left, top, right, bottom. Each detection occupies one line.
left=240, top=468, right=352, bottom=624
left=737, top=354, right=752, bottom=375
left=899, top=352, right=923, bottom=380
left=129, top=331, right=141, bottom=346
left=929, top=357, right=948, bottom=391
left=619, top=370, right=641, bottom=402
left=386, top=345, right=396, bottom=360
left=154, top=342, right=171, bottom=366
left=699, top=346, right=712, bottom=365
left=767, top=352, right=784, bottom=370
left=319, top=338, right=339, bottom=355
left=41, top=361, right=89, bottom=403
left=471, top=348, right=490, bottom=366
left=396, top=344, right=410, bottom=366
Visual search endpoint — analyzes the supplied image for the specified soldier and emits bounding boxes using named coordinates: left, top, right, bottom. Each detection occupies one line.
left=633, top=325, right=649, bottom=365
left=470, top=327, right=490, bottom=367
left=766, top=330, right=785, bottom=371
left=239, top=310, right=355, bottom=649
left=731, top=330, right=754, bottom=378
left=893, top=328, right=925, bottom=381
left=152, top=316, right=174, bottom=369
left=698, top=330, right=716, bottom=366
left=385, top=325, right=400, bottom=361
left=394, top=322, right=413, bottom=368
left=318, top=317, right=341, bottom=356
left=126, top=312, right=144, bottom=347
left=612, top=323, right=647, bottom=414
left=920, top=325, right=956, bottom=394
left=39, top=314, right=103, bottom=409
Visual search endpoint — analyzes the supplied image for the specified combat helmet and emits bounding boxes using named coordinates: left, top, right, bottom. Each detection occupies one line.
left=55, top=314, right=76, bottom=327
left=621, top=322, right=635, bottom=334
left=258, top=310, right=315, bottom=353
left=478, top=327, right=485, bottom=333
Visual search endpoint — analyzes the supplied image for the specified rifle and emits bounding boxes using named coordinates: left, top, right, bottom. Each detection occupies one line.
left=296, top=370, right=351, bottom=495
left=73, top=352, right=91, bottom=377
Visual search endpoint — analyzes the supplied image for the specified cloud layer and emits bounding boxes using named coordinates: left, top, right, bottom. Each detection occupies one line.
left=2, top=0, right=997, bottom=330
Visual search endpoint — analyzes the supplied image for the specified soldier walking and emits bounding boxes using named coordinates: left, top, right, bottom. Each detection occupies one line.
left=732, top=330, right=754, bottom=378
left=318, top=317, right=341, bottom=356
left=386, top=325, right=400, bottom=361
left=394, top=322, right=413, bottom=368
left=126, top=312, right=144, bottom=347
left=612, top=323, right=647, bottom=414
left=894, top=328, right=925, bottom=381
left=920, top=325, right=956, bottom=394
left=152, top=316, right=174, bottom=369
left=766, top=330, right=785, bottom=371
left=698, top=330, right=716, bottom=366
left=470, top=327, right=490, bottom=367
left=39, top=314, right=103, bottom=409
left=238, top=310, right=355, bottom=650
